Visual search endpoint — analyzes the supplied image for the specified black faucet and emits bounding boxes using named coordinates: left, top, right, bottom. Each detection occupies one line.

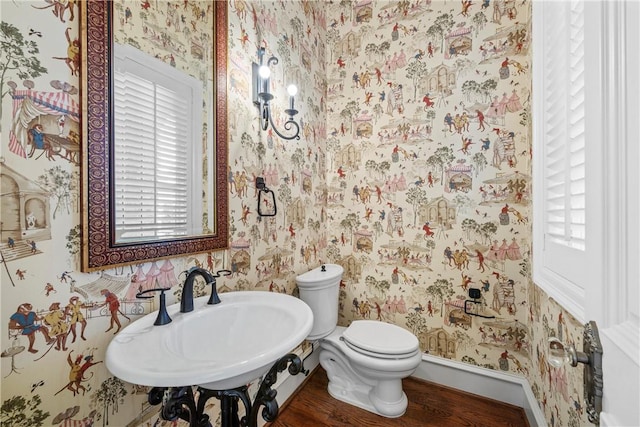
left=180, top=267, right=232, bottom=313
left=180, top=267, right=216, bottom=313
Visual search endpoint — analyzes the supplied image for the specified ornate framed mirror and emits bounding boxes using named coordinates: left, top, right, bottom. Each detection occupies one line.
left=80, top=0, right=228, bottom=271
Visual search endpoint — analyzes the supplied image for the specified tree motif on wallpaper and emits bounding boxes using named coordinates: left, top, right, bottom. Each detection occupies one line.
left=406, top=59, right=429, bottom=101
left=91, top=377, right=128, bottom=425
left=364, top=274, right=391, bottom=300
left=406, top=186, right=428, bottom=227
left=457, top=219, right=499, bottom=246
left=36, top=166, right=78, bottom=219
left=0, top=22, right=48, bottom=133
left=406, top=310, right=428, bottom=336
left=426, top=146, right=456, bottom=183
left=339, top=213, right=361, bottom=246
left=420, top=278, right=456, bottom=316
left=277, top=184, right=293, bottom=228
left=1, top=394, right=49, bottom=427
left=461, top=78, right=499, bottom=103
left=452, top=193, right=474, bottom=215
left=472, top=151, right=489, bottom=174
left=471, top=10, right=489, bottom=34
left=425, top=13, right=455, bottom=52
left=239, top=132, right=264, bottom=167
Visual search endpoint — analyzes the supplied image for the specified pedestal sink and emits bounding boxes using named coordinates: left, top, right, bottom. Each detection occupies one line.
left=105, top=291, right=313, bottom=426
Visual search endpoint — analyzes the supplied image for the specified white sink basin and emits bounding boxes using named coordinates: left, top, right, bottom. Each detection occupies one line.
left=105, top=291, right=313, bottom=390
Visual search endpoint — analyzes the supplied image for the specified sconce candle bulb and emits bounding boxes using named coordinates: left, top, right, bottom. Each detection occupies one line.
left=259, top=65, right=271, bottom=79
left=287, top=84, right=297, bottom=110
left=252, top=47, right=301, bottom=140
left=258, top=65, right=271, bottom=97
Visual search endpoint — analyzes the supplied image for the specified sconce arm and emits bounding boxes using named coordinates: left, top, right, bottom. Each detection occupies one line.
left=259, top=100, right=271, bottom=131
left=264, top=103, right=301, bottom=140
left=266, top=56, right=279, bottom=67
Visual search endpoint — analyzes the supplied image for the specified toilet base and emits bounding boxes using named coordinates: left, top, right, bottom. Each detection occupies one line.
left=320, top=341, right=411, bottom=418
left=326, top=380, right=408, bottom=418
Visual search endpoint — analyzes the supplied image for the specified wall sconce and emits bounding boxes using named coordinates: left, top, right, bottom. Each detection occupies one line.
left=548, top=321, right=603, bottom=424
left=252, top=47, right=300, bottom=141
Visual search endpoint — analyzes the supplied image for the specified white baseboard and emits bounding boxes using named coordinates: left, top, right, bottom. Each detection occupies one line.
left=413, top=354, right=547, bottom=427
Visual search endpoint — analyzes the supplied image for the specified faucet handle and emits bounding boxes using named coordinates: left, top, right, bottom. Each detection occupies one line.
left=136, top=288, right=172, bottom=326
left=135, top=287, right=171, bottom=299
left=206, top=270, right=231, bottom=305
left=213, top=269, right=232, bottom=278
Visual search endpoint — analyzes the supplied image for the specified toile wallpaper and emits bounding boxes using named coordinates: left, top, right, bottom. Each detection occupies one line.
left=1, top=1, right=587, bottom=426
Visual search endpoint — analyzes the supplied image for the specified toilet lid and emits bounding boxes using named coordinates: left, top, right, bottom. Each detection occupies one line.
left=342, top=320, right=419, bottom=356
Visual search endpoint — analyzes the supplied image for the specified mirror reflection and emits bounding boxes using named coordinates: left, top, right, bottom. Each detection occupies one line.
left=81, top=0, right=228, bottom=271
left=111, top=1, right=215, bottom=243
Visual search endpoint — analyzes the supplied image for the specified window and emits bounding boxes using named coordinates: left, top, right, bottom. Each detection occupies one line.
left=113, top=43, right=203, bottom=242
left=532, top=0, right=603, bottom=321
left=537, top=0, right=586, bottom=251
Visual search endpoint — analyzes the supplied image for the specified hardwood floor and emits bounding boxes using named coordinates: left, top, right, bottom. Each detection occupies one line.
left=268, top=367, right=530, bottom=427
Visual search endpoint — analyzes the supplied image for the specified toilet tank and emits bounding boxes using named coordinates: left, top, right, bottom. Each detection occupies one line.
left=296, top=264, right=343, bottom=340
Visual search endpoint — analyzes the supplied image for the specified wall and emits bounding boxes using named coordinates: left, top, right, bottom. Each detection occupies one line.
left=322, top=1, right=587, bottom=426
left=1, top=1, right=325, bottom=425
left=1, top=1, right=587, bottom=427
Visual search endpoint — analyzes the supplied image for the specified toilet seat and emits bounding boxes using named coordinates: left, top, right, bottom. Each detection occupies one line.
left=342, top=320, right=419, bottom=359
left=342, top=339, right=420, bottom=359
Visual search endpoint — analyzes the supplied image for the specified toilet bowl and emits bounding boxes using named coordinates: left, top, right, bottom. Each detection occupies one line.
left=296, top=265, right=422, bottom=418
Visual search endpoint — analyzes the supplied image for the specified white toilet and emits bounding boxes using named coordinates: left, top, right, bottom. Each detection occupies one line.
left=297, top=264, right=422, bottom=418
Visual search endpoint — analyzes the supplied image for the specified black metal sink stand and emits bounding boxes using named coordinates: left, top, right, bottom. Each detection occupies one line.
left=147, top=353, right=307, bottom=427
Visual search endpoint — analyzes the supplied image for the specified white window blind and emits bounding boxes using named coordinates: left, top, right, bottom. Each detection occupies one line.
left=533, top=0, right=599, bottom=320
left=113, top=43, right=203, bottom=242
left=541, top=0, right=586, bottom=251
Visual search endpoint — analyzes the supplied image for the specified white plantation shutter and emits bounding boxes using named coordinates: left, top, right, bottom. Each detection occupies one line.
left=113, top=44, right=202, bottom=242
left=542, top=0, right=586, bottom=251
left=533, top=0, right=601, bottom=320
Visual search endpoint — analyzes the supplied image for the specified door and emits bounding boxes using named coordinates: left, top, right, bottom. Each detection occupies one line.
left=586, top=1, right=639, bottom=425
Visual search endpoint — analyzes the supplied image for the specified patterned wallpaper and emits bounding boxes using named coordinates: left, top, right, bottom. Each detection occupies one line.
left=322, top=2, right=586, bottom=425
left=0, top=1, right=587, bottom=426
